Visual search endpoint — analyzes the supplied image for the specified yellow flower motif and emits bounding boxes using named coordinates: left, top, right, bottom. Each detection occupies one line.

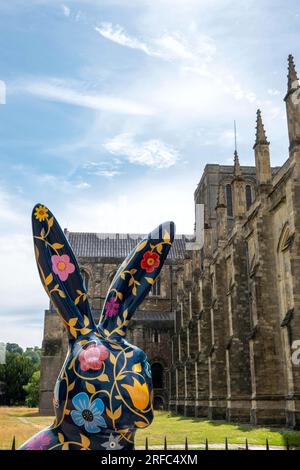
left=34, top=205, right=49, bottom=222
left=121, top=378, right=149, bottom=411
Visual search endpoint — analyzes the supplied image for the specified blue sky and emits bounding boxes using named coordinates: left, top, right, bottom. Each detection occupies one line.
left=0, top=0, right=299, bottom=347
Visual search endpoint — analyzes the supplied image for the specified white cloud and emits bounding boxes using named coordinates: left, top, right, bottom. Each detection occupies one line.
left=65, top=177, right=195, bottom=234
left=103, top=133, right=180, bottom=168
left=95, top=23, right=216, bottom=63
left=0, top=189, right=46, bottom=347
left=14, top=78, right=154, bottom=116
left=12, top=165, right=93, bottom=193
left=83, top=161, right=121, bottom=178
left=95, top=24, right=152, bottom=56
left=219, top=129, right=242, bottom=148
left=75, top=10, right=82, bottom=21
left=61, top=4, right=70, bottom=17
left=0, top=317, right=43, bottom=350
left=153, top=32, right=216, bottom=62
left=75, top=181, right=91, bottom=189
left=268, top=88, right=280, bottom=96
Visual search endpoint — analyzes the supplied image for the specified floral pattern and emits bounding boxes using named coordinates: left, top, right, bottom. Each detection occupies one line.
left=19, top=204, right=175, bottom=451
left=71, top=392, right=107, bottom=433
left=51, top=254, right=75, bottom=281
left=105, top=296, right=120, bottom=318
left=79, top=344, right=109, bottom=371
left=141, top=250, right=160, bottom=273
left=34, top=204, right=49, bottom=222
left=122, top=377, right=150, bottom=411
left=102, top=434, right=123, bottom=450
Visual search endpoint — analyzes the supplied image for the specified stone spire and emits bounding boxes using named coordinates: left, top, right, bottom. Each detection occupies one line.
left=253, top=109, right=271, bottom=187
left=287, top=54, right=299, bottom=93
left=254, top=109, right=269, bottom=146
left=284, top=54, right=300, bottom=153
left=232, top=151, right=245, bottom=219
left=233, top=150, right=241, bottom=177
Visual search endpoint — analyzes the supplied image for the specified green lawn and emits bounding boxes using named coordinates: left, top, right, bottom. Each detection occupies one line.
left=1, top=407, right=300, bottom=449
left=136, top=411, right=300, bottom=448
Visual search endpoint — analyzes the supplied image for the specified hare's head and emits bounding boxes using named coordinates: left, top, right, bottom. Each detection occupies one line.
left=32, top=204, right=175, bottom=448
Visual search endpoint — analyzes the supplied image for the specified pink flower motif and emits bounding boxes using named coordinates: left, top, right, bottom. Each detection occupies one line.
left=51, top=254, right=75, bottom=281
left=27, top=432, right=51, bottom=450
left=79, top=344, right=109, bottom=372
left=105, top=297, right=120, bottom=318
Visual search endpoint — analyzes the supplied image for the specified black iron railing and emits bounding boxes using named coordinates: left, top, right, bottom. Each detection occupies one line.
left=6, top=436, right=292, bottom=450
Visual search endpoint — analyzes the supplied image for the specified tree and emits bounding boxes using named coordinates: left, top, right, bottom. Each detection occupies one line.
left=24, top=371, right=40, bottom=407
left=24, top=347, right=41, bottom=366
left=0, top=352, right=36, bottom=405
left=6, top=343, right=23, bottom=355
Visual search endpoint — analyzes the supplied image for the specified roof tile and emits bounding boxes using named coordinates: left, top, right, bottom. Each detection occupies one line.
left=67, top=232, right=189, bottom=260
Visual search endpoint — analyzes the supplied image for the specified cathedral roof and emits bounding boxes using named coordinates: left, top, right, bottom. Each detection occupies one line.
left=67, top=232, right=190, bottom=260
left=131, top=310, right=174, bottom=327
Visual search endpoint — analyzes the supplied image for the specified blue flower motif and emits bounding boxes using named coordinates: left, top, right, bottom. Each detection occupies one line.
left=70, top=392, right=107, bottom=434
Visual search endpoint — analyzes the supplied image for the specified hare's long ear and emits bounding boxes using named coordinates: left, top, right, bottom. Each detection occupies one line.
left=98, top=221, right=175, bottom=340
left=32, top=204, right=95, bottom=339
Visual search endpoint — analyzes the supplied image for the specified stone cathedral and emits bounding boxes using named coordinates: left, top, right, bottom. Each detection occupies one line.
left=40, top=55, right=300, bottom=428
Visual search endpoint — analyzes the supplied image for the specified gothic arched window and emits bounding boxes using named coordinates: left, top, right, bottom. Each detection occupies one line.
left=153, top=329, right=160, bottom=343
left=149, top=278, right=161, bottom=297
left=226, top=184, right=233, bottom=217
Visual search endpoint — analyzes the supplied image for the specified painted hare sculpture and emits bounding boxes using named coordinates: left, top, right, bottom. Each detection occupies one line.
left=19, top=204, right=175, bottom=450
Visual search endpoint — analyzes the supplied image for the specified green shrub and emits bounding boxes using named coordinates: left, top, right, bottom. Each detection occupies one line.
left=23, top=371, right=40, bottom=407
left=0, top=352, right=36, bottom=405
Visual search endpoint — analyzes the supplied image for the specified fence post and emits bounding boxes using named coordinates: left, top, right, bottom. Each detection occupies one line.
left=266, top=439, right=269, bottom=450
left=245, top=438, right=249, bottom=450
left=164, top=436, right=167, bottom=450
left=286, top=438, right=290, bottom=451
left=11, top=436, right=16, bottom=450
left=225, top=437, right=228, bottom=450
left=185, top=437, right=188, bottom=450
left=145, top=437, right=148, bottom=450
left=205, top=438, right=209, bottom=451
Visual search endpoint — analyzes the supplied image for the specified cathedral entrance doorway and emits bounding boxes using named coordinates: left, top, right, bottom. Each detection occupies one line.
left=151, top=362, right=164, bottom=388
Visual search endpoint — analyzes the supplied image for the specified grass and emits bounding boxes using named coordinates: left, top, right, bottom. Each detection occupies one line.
left=136, top=412, right=300, bottom=448
left=1, top=407, right=300, bottom=449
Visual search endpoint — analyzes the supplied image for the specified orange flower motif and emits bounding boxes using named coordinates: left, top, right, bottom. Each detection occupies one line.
left=34, top=205, right=49, bottom=222
left=141, top=251, right=160, bottom=273
left=121, top=378, right=150, bottom=411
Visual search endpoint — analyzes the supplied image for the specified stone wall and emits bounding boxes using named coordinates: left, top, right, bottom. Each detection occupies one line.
left=170, top=55, right=300, bottom=427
